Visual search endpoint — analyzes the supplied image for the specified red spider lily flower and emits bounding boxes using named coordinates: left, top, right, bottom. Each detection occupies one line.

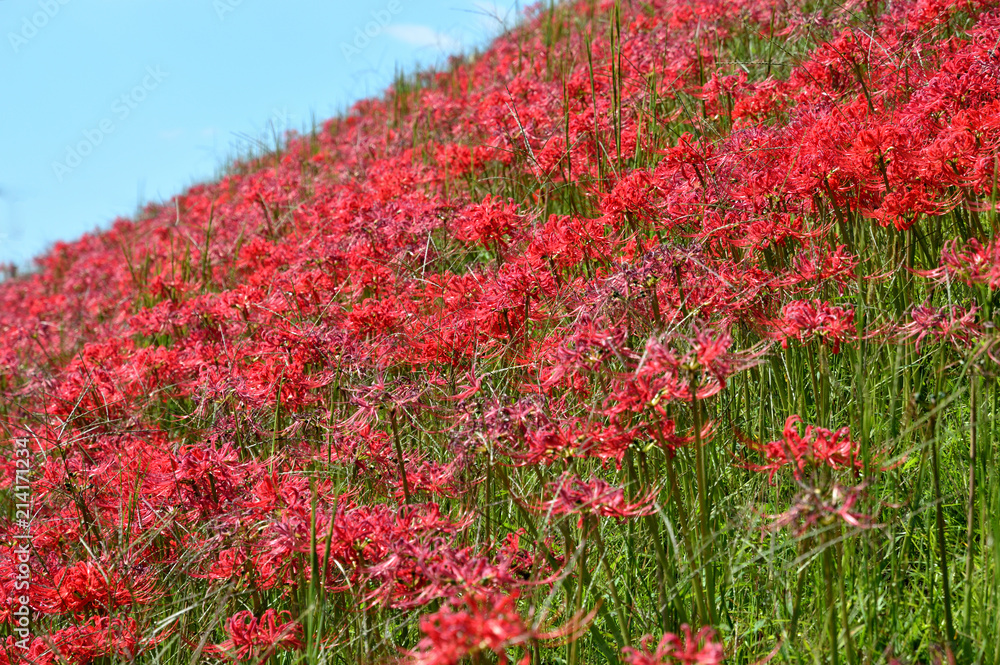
left=918, top=238, right=1000, bottom=290
left=928, top=238, right=1000, bottom=289
left=454, top=195, right=524, bottom=255
left=405, top=590, right=593, bottom=665
left=770, top=299, right=856, bottom=353
left=643, top=418, right=715, bottom=456
left=531, top=475, right=656, bottom=526
left=621, top=625, right=725, bottom=664
left=608, top=326, right=764, bottom=419
left=768, top=483, right=874, bottom=536
left=680, top=327, right=767, bottom=397
left=780, top=244, right=858, bottom=290
left=602, top=171, right=655, bottom=227
left=445, top=370, right=481, bottom=401
left=195, top=547, right=250, bottom=581
left=364, top=536, right=528, bottom=609
left=538, top=317, right=627, bottom=391
left=51, top=560, right=156, bottom=613
left=210, top=609, right=303, bottom=662
left=8, top=616, right=147, bottom=665
left=503, top=419, right=633, bottom=466
left=744, top=416, right=862, bottom=483
left=899, top=304, right=980, bottom=351
left=404, top=591, right=533, bottom=665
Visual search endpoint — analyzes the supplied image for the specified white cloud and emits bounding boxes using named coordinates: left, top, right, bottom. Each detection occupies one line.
left=384, top=24, right=463, bottom=52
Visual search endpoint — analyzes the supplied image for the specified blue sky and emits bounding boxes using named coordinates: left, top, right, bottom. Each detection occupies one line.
left=0, top=0, right=521, bottom=267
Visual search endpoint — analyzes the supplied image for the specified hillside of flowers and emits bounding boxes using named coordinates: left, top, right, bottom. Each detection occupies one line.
left=3, top=0, right=1000, bottom=662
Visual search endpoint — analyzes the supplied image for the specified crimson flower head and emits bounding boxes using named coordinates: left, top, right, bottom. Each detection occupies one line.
left=405, top=591, right=533, bottom=665
left=632, top=325, right=764, bottom=406
left=532, top=475, right=656, bottom=525
left=405, top=589, right=592, bottom=665
left=621, top=625, right=725, bottom=664
left=681, top=326, right=766, bottom=395
left=13, top=616, right=147, bottom=665
left=771, top=299, right=856, bottom=353
left=51, top=560, right=156, bottom=614
left=744, top=415, right=862, bottom=483
left=768, top=483, right=874, bottom=536
left=454, top=195, right=523, bottom=253
left=210, top=609, right=303, bottom=662
left=918, top=238, right=1000, bottom=290
left=602, top=171, right=654, bottom=224
left=689, top=327, right=734, bottom=380
left=899, top=304, right=980, bottom=351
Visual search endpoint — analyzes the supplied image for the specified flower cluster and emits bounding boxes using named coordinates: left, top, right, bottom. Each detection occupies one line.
left=0, top=0, right=998, bottom=660
left=744, top=416, right=862, bottom=483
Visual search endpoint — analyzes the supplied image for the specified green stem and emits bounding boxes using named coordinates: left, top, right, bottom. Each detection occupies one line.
left=837, top=536, right=857, bottom=665
left=822, top=540, right=840, bottom=665
left=788, top=562, right=807, bottom=646
left=930, top=350, right=956, bottom=646
left=390, top=408, right=412, bottom=504
left=665, top=452, right=710, bottom=624
left=964, top=373, right=978, bottom=634
left=594, top=520, right=631, bottom=647
left=690, top=376, right=715, bottom=625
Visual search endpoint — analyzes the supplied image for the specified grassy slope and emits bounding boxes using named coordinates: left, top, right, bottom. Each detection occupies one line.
left=2, top=0, right=1000, bottom=663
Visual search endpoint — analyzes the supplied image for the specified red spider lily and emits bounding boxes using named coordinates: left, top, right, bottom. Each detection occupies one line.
left=780, top=244, right=858, bottom=290
left=51, top=560, right=156, bottom=614
left=404, top=591, right=534, bottom=665
left=606, top=326, right=764, bottom=421
left=4, top=616, right=150, bottom=665
left=770, top=299, right=856, bottom=353
left=768, top=483, right=874, bottom=535
left=538, top=317, right=628, bottom=391
left=454, top=195, right=524, bottom=256
left=364, top=537, right=527, bottom=609
left=602, top=171, right=656, bottom=227
left=4, top=0, right=1000, bottom=656
left=621, top=625, right=725, bottom=664
left=524, top=419, right=637, bottom=465
left=744, top=415, right=862, bottom=483
left=195, top=547, right=250, bottom=581
left=209, top=609, right=303, bottom=662
left=677, top=327, right=767, bottom=395
left=643, top=418, right=715, bottom=456
left=918, top=238, right=1000, bottom=290
left=531, top=475, right=657, bottom=526
left=404, top=590, right=592, bottom=665
left=898, top=304, right=980, bottom=351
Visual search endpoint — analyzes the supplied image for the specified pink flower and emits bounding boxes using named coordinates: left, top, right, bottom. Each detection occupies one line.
left=771, top=300, right=856, bottom=353
left=531, top=475, right=657, bottom=526
left=210, top=609, right=303, bottom=662
left=768, top=483, right=874, bottom=535
left=744, top=416, right=861, bottom=483
left=899, top=304, right=980, bottom=351
left=622, top=625, right=725, bottom=664
left=405, top=591, right=533, bottom=665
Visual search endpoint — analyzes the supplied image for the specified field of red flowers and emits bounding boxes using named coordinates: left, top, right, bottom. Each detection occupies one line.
left=3, top=0, right=1000, bottom=662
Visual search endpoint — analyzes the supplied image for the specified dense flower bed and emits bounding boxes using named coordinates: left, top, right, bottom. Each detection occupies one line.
left=3, top=0, right=1000, bottom=662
